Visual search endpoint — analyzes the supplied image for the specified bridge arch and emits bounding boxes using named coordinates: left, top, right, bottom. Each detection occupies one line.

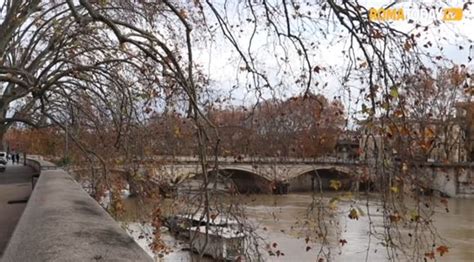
left=289, top=166, right=353, bottom=178
left=287, top=167, right=353, bottom=192
left=206, top=167, right=272, bottom=194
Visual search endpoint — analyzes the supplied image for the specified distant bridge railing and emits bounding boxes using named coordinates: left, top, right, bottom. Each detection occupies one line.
left=64, top=153, right=368, bottom=167
left=145, top=155, right=366, bottom=165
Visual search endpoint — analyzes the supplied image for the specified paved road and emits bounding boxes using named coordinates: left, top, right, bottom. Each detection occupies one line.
left=0, top=164, right=35, bottom=256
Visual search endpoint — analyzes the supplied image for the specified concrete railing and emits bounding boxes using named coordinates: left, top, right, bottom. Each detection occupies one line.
left=2, top=158, right=152, bottom=262
left=24, top=156, right=57, bottom=173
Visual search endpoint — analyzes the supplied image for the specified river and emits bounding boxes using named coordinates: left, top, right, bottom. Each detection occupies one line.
left=123, top=193, right=474, bottom=261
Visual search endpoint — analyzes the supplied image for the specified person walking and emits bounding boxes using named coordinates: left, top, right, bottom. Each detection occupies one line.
left=10, top=150, right=16, bottom=164
left=6, top=145, right=10, bottom=162
left=15, top=153, right=20, bottom=165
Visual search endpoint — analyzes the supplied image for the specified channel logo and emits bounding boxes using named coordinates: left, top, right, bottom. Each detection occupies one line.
left=442, top=7, right=463, bottom=21
left=368, top=6, right=464, bottom=22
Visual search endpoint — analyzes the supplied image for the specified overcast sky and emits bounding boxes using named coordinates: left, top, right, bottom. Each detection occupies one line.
left=196, top=0, right=473, bottom=116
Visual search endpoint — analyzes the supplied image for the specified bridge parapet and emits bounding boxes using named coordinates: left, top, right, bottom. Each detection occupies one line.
left=150, top=155, right=365, bottom=165
left=2, top=158, right=152, bottom=262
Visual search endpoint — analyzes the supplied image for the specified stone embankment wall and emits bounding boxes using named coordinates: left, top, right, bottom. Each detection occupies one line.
left=2, top=158, right=152, bottom=262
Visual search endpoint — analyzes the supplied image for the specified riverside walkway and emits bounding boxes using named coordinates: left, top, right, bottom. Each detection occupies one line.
left=0, top=158, right=152, bottom=262
left=0, top=163, right=35, bottom=257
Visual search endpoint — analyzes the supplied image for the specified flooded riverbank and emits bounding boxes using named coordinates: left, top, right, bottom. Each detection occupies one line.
left=122, top=193, right=474, bottom=261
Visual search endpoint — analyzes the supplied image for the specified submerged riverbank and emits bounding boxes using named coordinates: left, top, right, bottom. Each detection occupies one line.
left=121, top=193, right=474, bottom=261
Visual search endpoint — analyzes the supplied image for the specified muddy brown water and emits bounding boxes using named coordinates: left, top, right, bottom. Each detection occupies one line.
left=123, top=193, right=474, bottom=261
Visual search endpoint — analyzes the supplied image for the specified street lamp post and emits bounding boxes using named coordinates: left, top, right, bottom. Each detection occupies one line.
left=65, top=119, right=69, bottom=163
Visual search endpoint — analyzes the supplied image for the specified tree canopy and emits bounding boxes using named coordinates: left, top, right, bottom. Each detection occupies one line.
left=1, top=0, right=473, bottom=261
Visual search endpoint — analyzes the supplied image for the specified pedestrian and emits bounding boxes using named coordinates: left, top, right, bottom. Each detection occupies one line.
left=15, top=153, right=20, bottom=164
left=11, top=150, right=15, bottom=164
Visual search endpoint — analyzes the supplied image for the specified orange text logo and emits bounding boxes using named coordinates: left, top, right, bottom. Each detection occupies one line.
left=443, top=7, right=463, bottom=21
left=369, top=8, right=406, bottom=21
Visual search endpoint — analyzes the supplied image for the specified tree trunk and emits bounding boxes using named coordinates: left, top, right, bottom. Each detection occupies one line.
left=0, top=127, right=6, bottom=151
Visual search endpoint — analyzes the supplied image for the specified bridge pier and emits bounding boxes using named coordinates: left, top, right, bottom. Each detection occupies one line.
left=272, top=181, right=289, bottom=194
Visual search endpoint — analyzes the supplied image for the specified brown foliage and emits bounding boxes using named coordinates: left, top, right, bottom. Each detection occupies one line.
left=5, top=128, right=62, bottom=156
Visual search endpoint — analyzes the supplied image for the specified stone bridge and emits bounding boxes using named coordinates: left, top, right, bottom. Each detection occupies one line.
left=141, top=156, right=370, bottom=194
left=71, top=156, right=370, bottom=194
left=71, top=156, right=474, bottom=197
left=140, top=157, right=474, bottom=197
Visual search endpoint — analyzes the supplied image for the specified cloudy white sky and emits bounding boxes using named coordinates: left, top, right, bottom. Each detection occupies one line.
left=195, top=0, right=473, bottom=116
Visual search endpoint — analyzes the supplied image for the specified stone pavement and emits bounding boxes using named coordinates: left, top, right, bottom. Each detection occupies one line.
left=0, top=164, right=35, bottom=257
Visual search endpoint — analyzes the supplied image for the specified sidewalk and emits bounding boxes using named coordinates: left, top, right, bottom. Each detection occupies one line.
left=0, top=164, right=34, bottom=257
